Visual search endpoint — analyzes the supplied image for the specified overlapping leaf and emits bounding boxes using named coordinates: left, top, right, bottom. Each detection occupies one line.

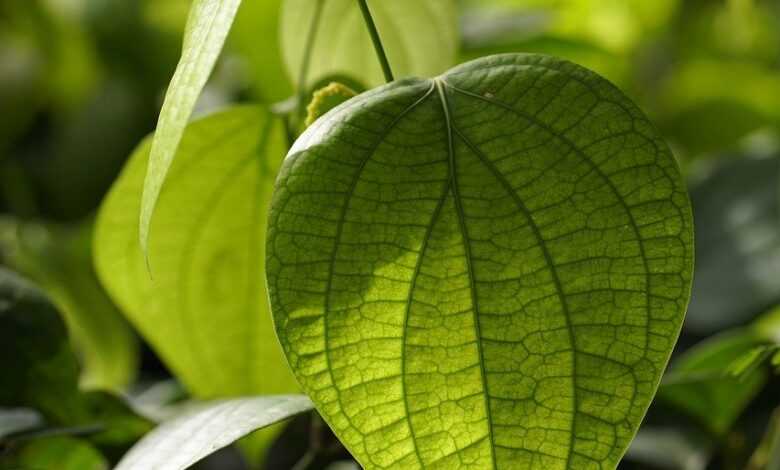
left=115, top=395, right=313, bottom=470
left=140, top=0, right=242, bottom=254
left=96, top=106, right=297, bottom=399
left=267, top=54, right=693, bottom=469
left=280, top=0, right=458, bottom=89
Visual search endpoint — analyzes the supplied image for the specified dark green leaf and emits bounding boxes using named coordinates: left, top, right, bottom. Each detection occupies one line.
left=659, top=331, right=767, bottom=435
left=267, top=54, right=693, bottom=469
left=115, top=395, right=313, bottom=470
left=0, top=220, right=138, bottom=391
left=0, top=268, right=151, bottom=446
left=0, top=267, right=83, bottom=420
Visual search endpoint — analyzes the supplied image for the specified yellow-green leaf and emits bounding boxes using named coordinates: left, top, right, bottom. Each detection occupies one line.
left=97, top=106, right=298, bottom=399
left=267, top=54, right=694, bottom=469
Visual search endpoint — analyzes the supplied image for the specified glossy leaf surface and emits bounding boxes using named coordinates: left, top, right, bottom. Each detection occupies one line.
left=267, top=54, right=694, bottom=469
left=115, top=395, right=313, bottom=470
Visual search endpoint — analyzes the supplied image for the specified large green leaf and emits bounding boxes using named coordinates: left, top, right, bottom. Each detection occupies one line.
left=267, top=54, right=694, bottom=469
left=280, top=0, right=458, bottom=90
left=115, top=395, right=313, bottom=470
left=140, top=0, right=242, bottom=254
left=1, top=220, right=138, bottom=391
left=96, top=106, right=297, bottom=398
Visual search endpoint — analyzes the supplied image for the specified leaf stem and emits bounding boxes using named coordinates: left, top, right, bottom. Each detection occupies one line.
left=356, top=0, right=394, bottom=83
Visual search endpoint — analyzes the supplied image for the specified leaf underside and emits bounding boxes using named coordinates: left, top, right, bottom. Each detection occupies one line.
left=267, top=54, right=693, bottom=469
left=115, top=395, right=313, bottom=470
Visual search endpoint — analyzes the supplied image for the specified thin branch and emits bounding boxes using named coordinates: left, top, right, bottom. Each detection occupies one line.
left=356, top=0, right=394, bottom=83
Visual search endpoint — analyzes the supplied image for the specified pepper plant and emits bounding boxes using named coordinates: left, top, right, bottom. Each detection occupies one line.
left=94, top=0, right=694, bottom=469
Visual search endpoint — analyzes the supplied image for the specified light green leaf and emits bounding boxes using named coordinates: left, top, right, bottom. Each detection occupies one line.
left=115, top=395, right=313, bottom=470
left=230, top=0, right=292, bottom=102
left=96, top=106, right=297, bottom=399
left=267, top=54, right=693, bottom=469
left=280, top=0, right=458, bottom=90
left=0, top=220, right=138, bottom=391
left=140, top=0, right=242, bottom=254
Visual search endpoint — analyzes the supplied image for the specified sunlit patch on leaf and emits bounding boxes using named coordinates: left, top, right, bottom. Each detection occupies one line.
left=267, top=53, right=694, bottom=469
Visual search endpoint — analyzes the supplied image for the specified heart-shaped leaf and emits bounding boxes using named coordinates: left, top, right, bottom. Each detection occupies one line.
left=267, top=54, right=693, bottom=469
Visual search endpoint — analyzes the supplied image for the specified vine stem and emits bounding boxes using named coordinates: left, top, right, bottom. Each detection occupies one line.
left=356, top=0, right=394, bottom=83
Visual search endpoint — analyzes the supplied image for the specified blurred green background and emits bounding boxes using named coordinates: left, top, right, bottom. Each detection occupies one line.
left=1, top=1, right=780, bottom=469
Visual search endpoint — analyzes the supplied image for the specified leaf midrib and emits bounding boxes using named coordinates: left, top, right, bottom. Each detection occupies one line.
left=435, top=78, right=498, bottom=470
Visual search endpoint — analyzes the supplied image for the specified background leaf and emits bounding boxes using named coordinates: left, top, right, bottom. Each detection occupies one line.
left=0, top=407, right=43, bottom=440
left=115, top=395, right=313, bottom=470
left=267, top=54, right=693, bottom=469
left=0, top=219, right=138, bottom=391
left=140, top=0, right=242, bottom=254
left=230, top=0, right=291, bottom=103
left=96, top=106, right=297, bottom=399
left=280, top=0, right=458, bottom=90
left=659, top=331, right=769, bottom=436
left=0, top=436, right=109, bottom=470
left=0, top=268, right=151, bottom=448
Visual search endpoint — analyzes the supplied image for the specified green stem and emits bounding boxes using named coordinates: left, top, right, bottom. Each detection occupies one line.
left=356, top=0, right=394, bottom=83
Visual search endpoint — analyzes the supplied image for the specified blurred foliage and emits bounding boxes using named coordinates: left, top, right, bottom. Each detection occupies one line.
left=0, top=0, right=779, bottom=469
left=0, top=269, right=151, bottom=459
left=1, top=435, right=109, bottom=470
left=0, top=219, right=139, bottom=391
